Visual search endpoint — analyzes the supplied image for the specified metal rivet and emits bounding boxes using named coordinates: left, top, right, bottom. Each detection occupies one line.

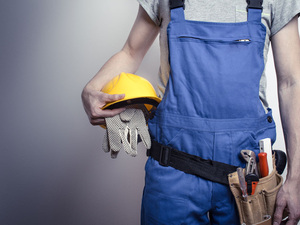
left=267, top=116, right=273, bottom=123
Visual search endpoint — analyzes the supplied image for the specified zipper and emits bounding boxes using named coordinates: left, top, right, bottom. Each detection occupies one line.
left=236, top=39, right=251, bottom=42
left=178, top=36, right=251, bottom=43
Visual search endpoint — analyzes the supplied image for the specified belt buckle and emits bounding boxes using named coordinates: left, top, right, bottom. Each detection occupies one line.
left=159, top=145, right=171, bottom=167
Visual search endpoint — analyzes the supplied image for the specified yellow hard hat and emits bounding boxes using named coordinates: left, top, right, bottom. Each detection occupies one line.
left=101, top=72, right=161, bottom=110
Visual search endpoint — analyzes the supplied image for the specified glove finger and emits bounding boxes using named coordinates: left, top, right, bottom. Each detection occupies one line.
left=119, top=127, right=134, bottom=156
left=108, top=134, right=122, bottom=153
left=130, top=128, right=138, bottom=157
left=106, top=117, right=123, bottom=153
left=102, top=130, right=110, bottom=153
left=111, top=150, right=119, bottom=159
left=130, top=109, right=151, bottom=149
left=138, top=127, right=151, bottom=149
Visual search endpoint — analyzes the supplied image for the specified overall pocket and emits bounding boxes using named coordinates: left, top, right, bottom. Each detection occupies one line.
left=169, top=33, right=265, bottom=119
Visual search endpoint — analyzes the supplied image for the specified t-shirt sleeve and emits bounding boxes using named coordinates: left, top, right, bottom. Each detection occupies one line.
left=137, top=0, right=161, bottom=26
left=271, top=0, right=300, bottom=36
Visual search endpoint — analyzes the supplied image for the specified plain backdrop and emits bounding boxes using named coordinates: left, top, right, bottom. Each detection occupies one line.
left=0, top=1, right=299, bottom=225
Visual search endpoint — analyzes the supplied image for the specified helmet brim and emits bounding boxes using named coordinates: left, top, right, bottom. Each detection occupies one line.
left=102, top=96, right=161, bottom=110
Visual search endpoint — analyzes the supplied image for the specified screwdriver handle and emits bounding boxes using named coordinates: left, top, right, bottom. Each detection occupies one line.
left=258, top=152, right=269, bottom=177
left=245, top=173, right=259, bottom=195
left=246, top=180, right=259, bottom=195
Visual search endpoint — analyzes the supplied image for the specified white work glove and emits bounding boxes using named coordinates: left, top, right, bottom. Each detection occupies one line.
left=102, top=108, right=151, bottom=158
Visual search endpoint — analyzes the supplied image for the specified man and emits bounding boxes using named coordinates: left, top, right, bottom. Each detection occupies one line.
left=82, top=0, right=300, bottom=224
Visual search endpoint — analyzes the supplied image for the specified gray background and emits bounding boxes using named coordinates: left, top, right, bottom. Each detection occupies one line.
left=0, top=0, right=298, bottom=225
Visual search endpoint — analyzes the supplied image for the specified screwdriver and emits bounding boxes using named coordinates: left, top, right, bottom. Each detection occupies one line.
left=237, top=167, right=248, bottom=201
left=258, top=152, right=269, bottom=177
left=259, top=138, right=273, bottom=176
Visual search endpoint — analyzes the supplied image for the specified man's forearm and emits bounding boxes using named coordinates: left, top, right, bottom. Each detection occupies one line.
left=273, top=79, right=300, bottom=224
left=278, top=81, right=300, bottom=182
left=84, top=49, right=142, bottom=91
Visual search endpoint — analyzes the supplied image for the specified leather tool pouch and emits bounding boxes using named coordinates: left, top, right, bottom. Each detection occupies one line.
left=228, top=156, right=283, bottom=225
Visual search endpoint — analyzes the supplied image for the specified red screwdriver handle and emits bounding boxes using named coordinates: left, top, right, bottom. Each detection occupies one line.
left=258, top=152, right=269, bottom=177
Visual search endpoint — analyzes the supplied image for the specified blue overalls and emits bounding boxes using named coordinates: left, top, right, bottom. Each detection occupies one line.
left=142, top=2, right=276, bottom=225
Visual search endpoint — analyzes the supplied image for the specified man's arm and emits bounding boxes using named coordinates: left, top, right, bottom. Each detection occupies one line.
left=272, top=16, right=300, bottom=225
left=81, top=5, right=159, bottom=125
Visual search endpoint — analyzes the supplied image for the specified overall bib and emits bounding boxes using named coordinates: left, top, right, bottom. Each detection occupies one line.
left=142, top=3, right=276, bottom=225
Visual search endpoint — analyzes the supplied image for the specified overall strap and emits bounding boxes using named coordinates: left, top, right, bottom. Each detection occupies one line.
left=169, top=0, right=185, bottom=22
left=247, top=0, right=263, bottom=22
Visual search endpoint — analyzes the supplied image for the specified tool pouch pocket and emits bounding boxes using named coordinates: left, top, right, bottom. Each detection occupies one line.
left=228, top=157, right=283, bottom=225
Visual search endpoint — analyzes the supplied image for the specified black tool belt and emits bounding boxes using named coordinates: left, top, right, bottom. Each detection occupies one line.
left=147, top=140, right=238, bottom=185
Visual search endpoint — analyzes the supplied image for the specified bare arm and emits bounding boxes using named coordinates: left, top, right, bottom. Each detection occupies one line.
left=272, top=16, right=300, bottom=225
left=82, top=5, right=159, bottom=125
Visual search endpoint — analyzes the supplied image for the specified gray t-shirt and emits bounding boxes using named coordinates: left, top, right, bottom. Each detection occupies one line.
left=137, top=0, right=300, bottom=109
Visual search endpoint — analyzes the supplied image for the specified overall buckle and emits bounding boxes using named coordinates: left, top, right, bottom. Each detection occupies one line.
left=159, top=145, right=171, bottom=166
left=247, top=0, right=263, bottom=11
left=170, top=0, right=185, bottom=10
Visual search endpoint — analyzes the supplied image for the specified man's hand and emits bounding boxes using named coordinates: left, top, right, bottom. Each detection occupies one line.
left=81, top=86, right=125, bottom=125
left=273, top=180, right=300, bottom=225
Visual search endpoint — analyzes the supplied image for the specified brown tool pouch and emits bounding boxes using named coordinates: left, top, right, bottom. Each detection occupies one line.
left=228, top=157, right=283, bottom=225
